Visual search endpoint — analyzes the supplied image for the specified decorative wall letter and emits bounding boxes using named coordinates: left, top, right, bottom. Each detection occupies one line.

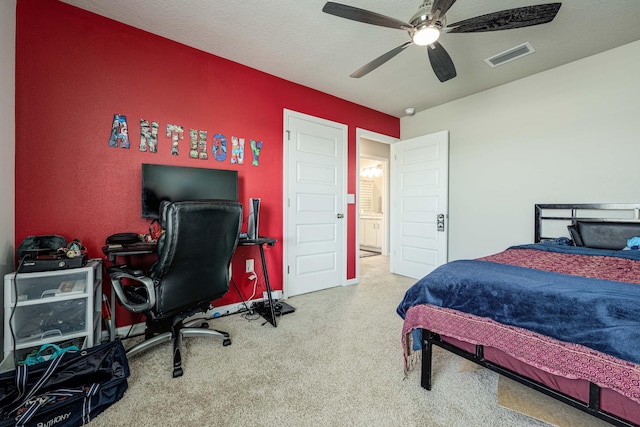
left=140, top=119, right=159, bottom=152
left=189, top=129, right=208, bottom=159
left=212, top=133, right=227, bottom=162
left=198, top=130, right=208, bottom=159
left=231, top=137, right=244, bottom=164
left=166, top=124, right=184, bottom=156
left=189, top=129, right=198, bottom=159
left=250, top=139, right=262, bottom=166
left=109, top=114, right=130, bottom=149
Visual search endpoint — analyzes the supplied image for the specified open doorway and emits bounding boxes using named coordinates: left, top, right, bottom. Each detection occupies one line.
left=359, top=156, right=387, bottom=257
left=356, top=129, right=397, bottom=282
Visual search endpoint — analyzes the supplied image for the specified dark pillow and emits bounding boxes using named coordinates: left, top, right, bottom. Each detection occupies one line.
left=567, top=225, right=584, bottom=247
left=575, top=221, right=640, bottom=250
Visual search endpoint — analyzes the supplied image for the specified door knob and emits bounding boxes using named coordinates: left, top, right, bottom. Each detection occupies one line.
left=337, top=213, right=344, bottom=219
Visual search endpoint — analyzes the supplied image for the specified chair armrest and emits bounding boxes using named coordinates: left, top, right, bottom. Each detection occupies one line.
left=108, top=267, right=156, bottom=313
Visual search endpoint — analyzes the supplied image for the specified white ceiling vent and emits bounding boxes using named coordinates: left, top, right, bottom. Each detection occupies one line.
left=485, top=42, right=535, bottom=68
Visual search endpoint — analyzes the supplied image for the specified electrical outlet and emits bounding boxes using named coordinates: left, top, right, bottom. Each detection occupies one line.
left=246, top=259, right=254, bottom=273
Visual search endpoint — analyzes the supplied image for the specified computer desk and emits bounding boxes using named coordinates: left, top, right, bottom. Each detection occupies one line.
left=102, top=236, right=279, bottom=341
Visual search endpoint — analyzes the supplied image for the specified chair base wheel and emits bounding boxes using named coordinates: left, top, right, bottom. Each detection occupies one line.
left=223, top=338, right=232, bottom=346
left=173, top=367, right=184, bottom=378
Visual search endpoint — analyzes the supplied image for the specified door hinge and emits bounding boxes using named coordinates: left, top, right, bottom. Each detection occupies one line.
left=287, top=265, right=290, bottom=274
left=286, top=130, right=291, bottom=140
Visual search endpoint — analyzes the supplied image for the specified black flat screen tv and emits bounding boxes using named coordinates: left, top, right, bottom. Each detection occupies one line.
left=141, top=163, right=239, bottom=218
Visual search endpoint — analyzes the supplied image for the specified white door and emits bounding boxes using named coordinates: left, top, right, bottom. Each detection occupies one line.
left=284, top=110, right=347, bottom=297
left=390, top=130, right=449, bottom=279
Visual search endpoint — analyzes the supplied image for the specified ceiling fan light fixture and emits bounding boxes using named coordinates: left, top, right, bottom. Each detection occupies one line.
left=324, top=1, right=562, bottom=82
left=412, top=26, right=440, bottom=46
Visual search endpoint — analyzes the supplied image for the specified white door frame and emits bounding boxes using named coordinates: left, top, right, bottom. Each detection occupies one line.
left=353, top=128, right=398, bottom=285
left=283, top=109, right=348, bottom=297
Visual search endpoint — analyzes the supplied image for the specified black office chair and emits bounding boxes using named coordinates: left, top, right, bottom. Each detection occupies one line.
left=108, top=200, right=242, bottom=377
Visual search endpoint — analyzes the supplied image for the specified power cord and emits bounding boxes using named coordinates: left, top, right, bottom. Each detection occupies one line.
left=245, top=272, right=259, bottom=303
left=231, top=277, right=255, bottom=315
left=122, top=312, right=142, bottom=341
left=10, top=256, right=29, bottom=367
left=241, top=309, right=261, bottom=322
left=231, top=272, right=263, bottom=321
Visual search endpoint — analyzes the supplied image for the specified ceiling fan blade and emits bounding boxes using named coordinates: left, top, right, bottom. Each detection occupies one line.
left=446, top=3, right=562, bottom=33
left=430, top=0, right=458, bottom=18
left=427, top=41, right=457, bottom=82
left=322, top=2, right=412, bottom=30
left=350, top=41, right=413, bottom=78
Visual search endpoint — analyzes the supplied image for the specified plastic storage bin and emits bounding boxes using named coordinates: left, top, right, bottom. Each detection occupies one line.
left=3, top=259, right=102, bottom=360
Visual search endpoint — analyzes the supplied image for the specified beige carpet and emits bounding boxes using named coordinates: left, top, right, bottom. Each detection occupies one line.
left=89, top=256, right=596, bottom=426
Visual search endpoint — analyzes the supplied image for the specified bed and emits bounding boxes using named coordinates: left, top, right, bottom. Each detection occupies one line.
left=397, top=204, right=640, bottom=427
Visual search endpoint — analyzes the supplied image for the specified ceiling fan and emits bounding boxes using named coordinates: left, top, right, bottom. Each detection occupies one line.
left=322, top=0, right=562, bottom=82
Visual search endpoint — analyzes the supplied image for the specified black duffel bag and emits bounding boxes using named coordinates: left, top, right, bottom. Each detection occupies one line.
left=0, top=339, right=129, bottom=426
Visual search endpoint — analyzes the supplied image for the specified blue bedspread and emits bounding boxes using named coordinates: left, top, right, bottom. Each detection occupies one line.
left=397, top=244, right=640, bottom=364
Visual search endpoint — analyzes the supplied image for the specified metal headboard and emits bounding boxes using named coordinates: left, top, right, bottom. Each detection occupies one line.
left=534, top=203, right=640, bottom=243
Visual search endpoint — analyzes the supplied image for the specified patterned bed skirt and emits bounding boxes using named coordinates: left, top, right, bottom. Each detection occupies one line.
left=402, top=304, right=640, bottom=405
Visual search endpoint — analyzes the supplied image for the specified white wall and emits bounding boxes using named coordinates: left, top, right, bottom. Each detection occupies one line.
left=1, top=0, right=16, bottom=354
left=401, top=41, right=640, bottom=261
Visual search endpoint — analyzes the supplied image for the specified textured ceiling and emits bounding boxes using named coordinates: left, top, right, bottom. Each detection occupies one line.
left=60, top=0, right=640, bottom=117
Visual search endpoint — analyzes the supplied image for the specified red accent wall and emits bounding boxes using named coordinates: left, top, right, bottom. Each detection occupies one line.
left=15, top=0, right=399, bottom=325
